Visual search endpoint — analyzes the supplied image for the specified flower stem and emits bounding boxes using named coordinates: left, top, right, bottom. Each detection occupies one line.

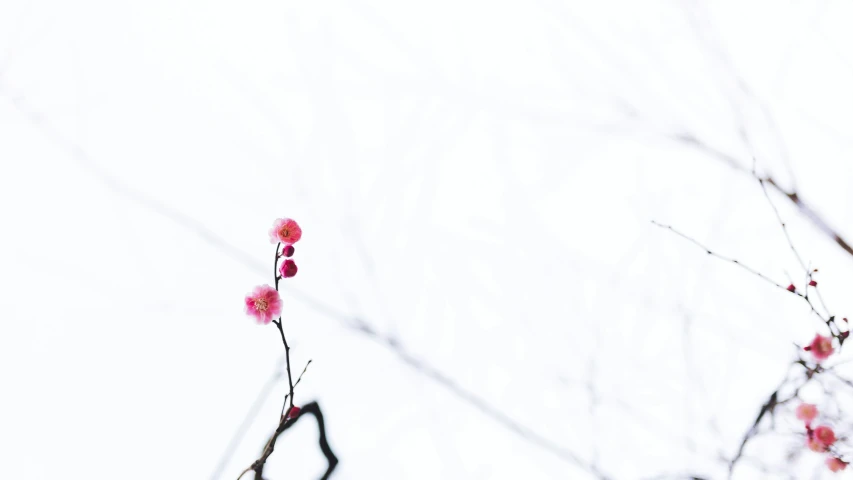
left=272, top=242, right=295, bottom=414
left=273, top=319, right=295, bottom=415
left=273, top=242, right=281, bottom=291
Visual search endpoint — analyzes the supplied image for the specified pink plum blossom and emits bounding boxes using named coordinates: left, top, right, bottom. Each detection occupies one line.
left=827, top=457, right=848, bottom=473
left=807, top=425, right=837, bottom=452
left=804, top=334, right=835, bottom=362
left=269, top=218, right=302, bottom=245
left=245, top=285, right=282, bottom=324
left=796, top=403, right=818, bottom=425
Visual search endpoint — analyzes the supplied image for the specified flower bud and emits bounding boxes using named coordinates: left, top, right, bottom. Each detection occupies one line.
left=287, top=405, right=301, bottom=419
left=279, top=259, right=298, bottom=278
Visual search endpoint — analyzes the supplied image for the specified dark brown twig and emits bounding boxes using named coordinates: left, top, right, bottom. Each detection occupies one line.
left=272, top=319, right=296, bottom=419
left=281, top=360, right=312, bottom=418
left=243, top=401, right=338, bottom=480
left=236, top=242, right=312, bottom=479
left=271, top=242, right=296, bottom=428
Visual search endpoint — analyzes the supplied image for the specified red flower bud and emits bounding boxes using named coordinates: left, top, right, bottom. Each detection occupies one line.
left=283, top=245, right=295, bottom=257
left=842, top=331, right=850, bottom=340
left=287, top=406, right=301, bottom=419
left=809, top=280, right=818, bottom=287
left=279, top=259, right=298, bottom=278
left=787, top=284, right=796, bottom=292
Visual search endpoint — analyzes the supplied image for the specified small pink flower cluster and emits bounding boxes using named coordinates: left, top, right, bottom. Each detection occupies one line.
left=796, top=403, right=847, bottom=472
left=244, top=218, right=302, bottom=324
left=797, top=277, right=850, bottom=364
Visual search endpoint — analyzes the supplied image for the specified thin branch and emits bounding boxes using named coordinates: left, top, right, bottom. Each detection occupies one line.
left=274, top=243, right=281, bottom=290
left=756, top=176, right=808, bottom=274
left=282, top=360, right=312, bottom=418
left=272, top=319, right=296, bottom=419
left=350, top=317, right=612, bottom=479
left=753, top=171, right=830, bottom=321
left=762, top=177, right=853, bottom=258
left=650, top=220, right=829, bottom=323
left=271, top=242, right=296, bottom=429
left=670, top=132, right=853, bottom=259
left=650, top=221, right=801, bottom=295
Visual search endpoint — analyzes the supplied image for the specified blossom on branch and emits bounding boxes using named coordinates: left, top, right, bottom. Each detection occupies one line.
left=807, top=425, right=837, bottom=452
left=245, top=285, right=282, bottom=324
left=804, top=335, right=835, bottom=362
left=269, top=218, right=302, bottom=245
left=796, top=403, right=818, bottom=425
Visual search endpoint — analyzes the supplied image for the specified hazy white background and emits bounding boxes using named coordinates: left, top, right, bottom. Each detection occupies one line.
left=1, top=0, right=853, bottom=478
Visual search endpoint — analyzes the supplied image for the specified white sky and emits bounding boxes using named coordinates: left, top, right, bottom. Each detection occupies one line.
left=2, top=0, right=853, bottom=479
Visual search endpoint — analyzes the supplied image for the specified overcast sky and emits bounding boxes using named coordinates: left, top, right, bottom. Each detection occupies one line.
left=2, top=1, right=853, bottom=479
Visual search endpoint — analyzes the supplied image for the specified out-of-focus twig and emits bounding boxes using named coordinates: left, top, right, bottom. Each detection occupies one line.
left=236, top=401, right=337, bottom=480
left=672, top=132, right=853, bottom=259
left=210, top=358, right=285, bottom=480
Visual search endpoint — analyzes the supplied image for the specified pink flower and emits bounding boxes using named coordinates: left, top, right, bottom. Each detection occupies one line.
left=796, top=403, right=818, bottom=425
left=279, top=259, right=298, bottom=278
left=807, top=437, right=827, bottom=453
left=244, top=285, right=282, bottom=324
left=827, top=457, right=848, bottom=473
left=813, top=425, right=837, bottom=450
left=804, top=334, right=835, bottom=362
left=269, top=218, right=302, bottom=245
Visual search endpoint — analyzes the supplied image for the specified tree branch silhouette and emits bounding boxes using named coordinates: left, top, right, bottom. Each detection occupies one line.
left=238, top=401, right=338, bottom=480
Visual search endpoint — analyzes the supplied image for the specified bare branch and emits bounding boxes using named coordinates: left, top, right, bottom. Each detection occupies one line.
left=246, top=401, right=338, bottom=480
